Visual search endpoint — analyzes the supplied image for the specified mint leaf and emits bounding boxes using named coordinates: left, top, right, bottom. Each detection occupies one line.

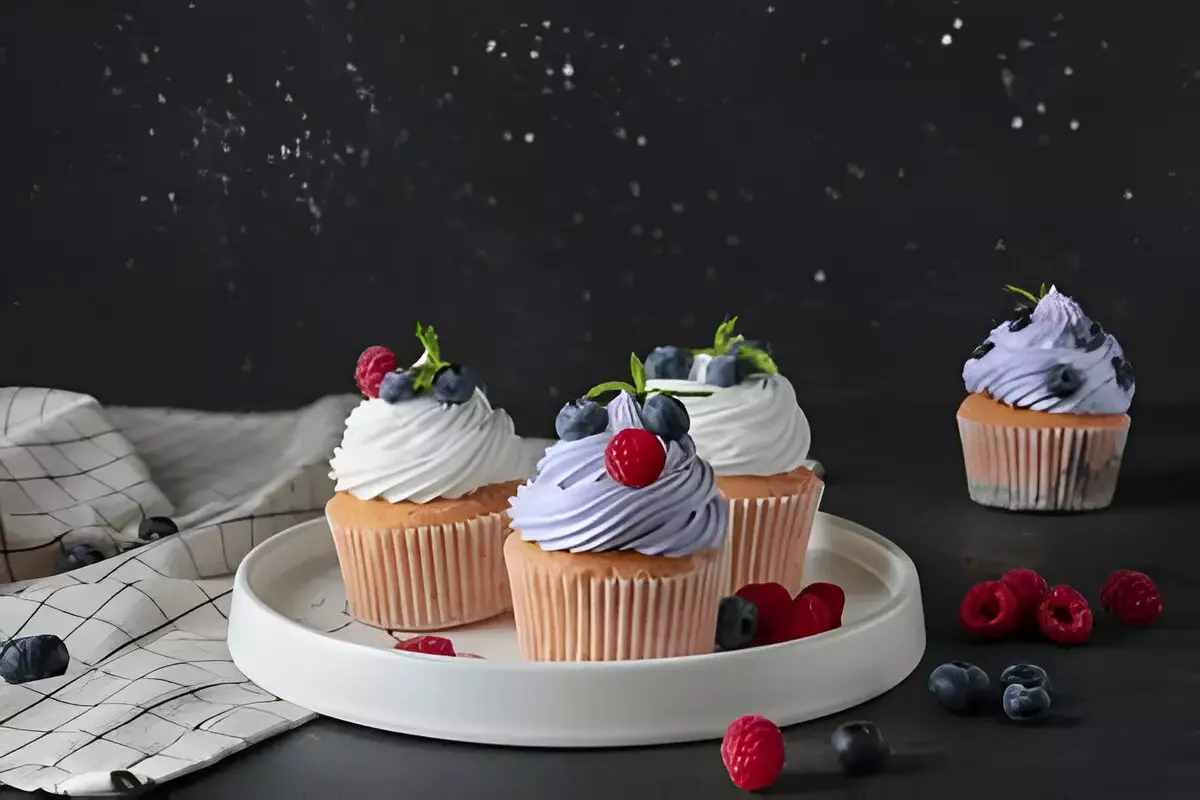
left=1003, top=284, right=1039, bottom=305
left=629, top=353, right=646, bottom=393
left=738, top=345, right=779, bottom=375
left=411, top=322, right=449, bottom=392
left=585, top=381, right=638, bottom=399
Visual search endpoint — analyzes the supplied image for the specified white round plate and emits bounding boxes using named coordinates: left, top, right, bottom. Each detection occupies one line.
left=228, top=513, right=925, bottom=748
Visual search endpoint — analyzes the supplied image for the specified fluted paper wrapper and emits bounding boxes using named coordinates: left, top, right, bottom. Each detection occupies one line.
left=726, top=488, right=823, bottom=596
left=957, top=415, right=1130, bottom=511
left=505, top=535, right=726, bottom=661
left=329, top=510, right=511, bottom=631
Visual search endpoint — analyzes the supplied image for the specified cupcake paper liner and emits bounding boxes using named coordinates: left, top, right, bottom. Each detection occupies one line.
left=328, top=510, right=512, bottom=631
left=504, top=535, right=726, bottom=662
left=725, top=486, right=823, bottom=596
left=957, top=415, right=1130, bottom=511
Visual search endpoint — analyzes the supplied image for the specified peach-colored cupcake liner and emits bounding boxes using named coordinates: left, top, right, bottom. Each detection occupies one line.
left=725, top=486, right=823, bottom=595
left=957, top=415, right=1130, bottom=511
left=504, top=533, right=727, bottom=662
left=328, top=510, right=512, bottom=631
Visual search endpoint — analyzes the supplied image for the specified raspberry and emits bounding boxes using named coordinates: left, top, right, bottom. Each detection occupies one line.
left=1100, top=569, right=1162, bottom=626
left=735, top=583, right=793, bottom=646
left=721, top=715, right=785, bottom=792
left=1036, top=585, right=1093, bottom=645
left=959, top=580, right=1022, bottom=639
left=394, top=635, right=456, bottom=656
left=355, top=345, right=396, bottom=398
left=604, top=429, right=666, bottom=488
left=777, top=593, right=833, bottom=642
left=999, top=568, right=1049, bottom=620
left=796, top=582, right=846, bottom=628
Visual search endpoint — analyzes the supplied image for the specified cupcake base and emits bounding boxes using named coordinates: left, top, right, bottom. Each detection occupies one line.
left=504, top=534, right=726, bottom=662
left=957, top=393, right=1130, bottom=512
left=326, top=481, right=521, bottom=631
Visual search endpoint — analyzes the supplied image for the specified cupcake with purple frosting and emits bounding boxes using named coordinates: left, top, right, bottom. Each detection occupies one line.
left=506, top=363, right=728, bottom=661
left=957, top=284, right=1135, bottom=511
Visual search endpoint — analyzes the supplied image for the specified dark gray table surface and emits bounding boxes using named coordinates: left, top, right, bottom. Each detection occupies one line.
left=8, top=398, right=1195, bottom=799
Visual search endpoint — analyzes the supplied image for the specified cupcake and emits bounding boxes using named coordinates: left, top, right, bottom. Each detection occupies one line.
left=642, top=317, right=823, bottom=595
left=327, top=323, right=537, bottom=631
left=959, top=285, right=1135, bottom=511
left=505, top=377, right=728, bottom=662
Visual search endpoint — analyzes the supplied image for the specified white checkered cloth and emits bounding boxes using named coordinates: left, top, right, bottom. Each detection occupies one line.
left=0, top=387, right=357, bottom=794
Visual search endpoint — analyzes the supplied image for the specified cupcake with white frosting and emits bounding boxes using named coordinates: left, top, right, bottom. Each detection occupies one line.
left=958, top=285, right=1135, bottom=511
left=643, top=317, right=823, bottom=595
left=327, top=324, right=538, bottom=631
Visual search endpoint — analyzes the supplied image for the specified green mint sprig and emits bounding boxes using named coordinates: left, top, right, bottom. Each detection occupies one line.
left=692, top=315, right=779, bottom=375
left=411, top=322, right=450, bottom=392
left=585, top=353, right=713, bottom=402
left=1003, top=283, right=1050, bottom=305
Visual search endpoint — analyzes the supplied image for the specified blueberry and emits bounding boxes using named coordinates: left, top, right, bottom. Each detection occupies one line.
left=1002, top=683, right=1051, bottom=722
left=715, top=596, right=758, bottom=651
left=928, top=661, right=990, bottom=714
left=1111, top=355, right=1135, bottom=391
left=56, top=544, right=105, bottom=574
left=1008, top=305, right=1033, bottom=332
left=137, top=516, right=179, bottom=542
left=644, top=346, right=693, bottom=380
left=642, top=394, right=690, bottom=441
left=1046, top=364, right=1083, bottom=396
left=379, top=370, right=418, bottom=403
left=1075, top=320, right=1106, bottom=352
left=0, top=635, right=70, bottom=684
left=555, top=399, right=609, bottom=441
left=432, top=365, right=480, bottom=404
left=704, top=355, right=742, bottom=388
left=970, top=340, right=995, bottom=360
left=830, top=721, right=891, bottom=775
left=999, top=663, right=1051, bottom=692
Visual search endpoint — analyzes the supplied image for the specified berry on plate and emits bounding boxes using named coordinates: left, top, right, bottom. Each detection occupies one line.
left=604, top=429, right=666, bottom=488
left=642, top=393, right=690, bottom=442
left=1002, top=683, right=1052, bottom=722
left=355, top=345, right=396, bottom=398
left=379, top=370, right=418, bottom=403
left=394, top=636, right=456, bottom=657
left=1036, top=585, right=1093, bottom=645
left=796, top=582, right=846, bottom=628
left=928, top=661, right=990, bottom=714
left=138, top=516, right=179, bottom=541
left=999, top=568, right=1049, bottom=620
left=1100, top=569, right=1162, bottom=626
left=555, top=399, right=609, bottom=441
left=432, top=365, right=481, bottom=405
left=781, top=593, right=834, bottom=643
left=959, top=580, right=1022, bottom=639
left=715, top=596, right=759, bottom=651
left=999, top=663, right=1051, bottom=692
left=721, top=715, right=785, bottom=792
left=0, top=635, right=70, bottom=684
left=644, top=346, right=694, bottom=381
left=704, top=355, right=742, bottom=388
left=830, top=721, right=890, bottom=775
left=734, top=583, right=792, bottom=645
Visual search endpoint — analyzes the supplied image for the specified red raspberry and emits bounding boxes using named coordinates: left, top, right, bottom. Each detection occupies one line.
left=721, top=715, right=785, bottom=792
left=355, top=345, right=396, bottom=398
left=1000, top=568, right=1049, bottom=621
left=796, top=582, right=846, bottom=628
left=394, top=635, right=456, bottom=656
left=959, top=580, right=1022, bottom=639
left=1100, top=569, right=1162, bottom=626
left=604, top=429, right=666, bottom=488
left=775, top=593, right=834, bottom=642
left=1036, top=585, right=1093, bottom=645
left=735, top=582, right=793, bottom=646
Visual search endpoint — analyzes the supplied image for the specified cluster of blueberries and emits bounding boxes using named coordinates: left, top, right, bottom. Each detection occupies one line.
left=643, top=342, right=763, bottom=388
left=929, top=661, right=1053, bottom=722
left=55, top=516, right=180, bottom=575
left=379, top=365, right=481, bottom=405
left=555, top=393, right=690, bottom=443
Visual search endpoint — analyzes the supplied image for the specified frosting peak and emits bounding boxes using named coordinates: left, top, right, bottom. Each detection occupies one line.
left=507, top=392, right=727, bottom=557
left=962, top=286, right=1135, bottom=414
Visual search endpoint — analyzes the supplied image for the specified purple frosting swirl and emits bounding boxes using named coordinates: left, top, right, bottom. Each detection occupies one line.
left=506, top=392, right=727, bottom=557
left=963, top=286, right=1135, bottom=414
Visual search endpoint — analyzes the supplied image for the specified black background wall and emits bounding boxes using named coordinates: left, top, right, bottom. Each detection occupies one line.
left=3, top=0, right=1198, bottom=436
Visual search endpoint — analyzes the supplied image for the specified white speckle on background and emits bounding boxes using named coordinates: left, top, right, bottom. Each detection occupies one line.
left=995, top=238, right=1006, bottom=250
left=226, top=72, right=234, bottom=84
left=846, top=163, right=866, bottom=179
left=825, top=186, right=841, bottom=200
left=562, top=61, right=575, bottom=77
left=814, top=269, right=827, bottom=283
left=767, top=5, right=775, bottom=13
left=629, top=180, right=641, bottom=197
left=614, top=126, right=628, bottom=140
left=486, top=39, right=496, bottom=53
left=1100, top=39, right=1109, bottom=49
left=284, top=93, right=293, bottom=103
left=725, top=234, right=740, bottom=247
left=103, top=65, right=112, bottom=78
left=671, top=202, right=685, bottom=213
left=139, top=52, right=149, bottom=64
left=1069, top=119, right=1080, bottom=130
left=631, top=223, right=644, bottom=236
left=636, top=135, right=648, bottom=147
left=139, top=194, right=148, bottom=202
left=452, top=65, right=459, bottom=76
left=1000, top=68, right=1015, bottom=97
left=941, top=34, right=953, bottom=46
left=1123, top=189, right=1133, bottom=200
left=523, top=131, right=535, bottom=143
left=543, top=20, right=552, bottom=29
left=148, top=127, right=155, bottom=136
left=486, top=196, right=498, bottom=206
left=707, top=189, right=720, bottom=201
left=1011, top=116, right=1024, bottom=129
left=573, top=212, right=584, bottom=224
left=530, top=50, right=540, bottom=59
left=1064, top=65, right=1074, bottom=76
left=651, top=228, right=664, bottom=240
left=953, top=17, right=963, bottom=29
left=1017, top=38, right=1035, bottom=50
left=669, top=57, right=682, bottom=67
left=346, top=62, right=357, bottom=73
left=1036, top=102, right=1046, bottom=114
left=581, top=289, right=591, bottom=302
left=157, top=93, right=166, bottom=104
left=502, top=130, right=513, bottom=142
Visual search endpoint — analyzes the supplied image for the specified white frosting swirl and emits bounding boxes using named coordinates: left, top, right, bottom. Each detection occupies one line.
left=329, top=391, right=535, bottom=503
left=644, top=374, right=810, bottom=476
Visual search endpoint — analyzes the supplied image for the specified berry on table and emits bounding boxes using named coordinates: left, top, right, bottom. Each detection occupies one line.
left=394, top=636, right=456, bottom=657
left=1002, top=683, right=1052, bottom=722
left=0, top=635, right=70, bottom=684
left=959, top=580, right=1022, bottom=639
left=642, top=393, right=690, bottom=442
left=830, top=721, right=890, bottom=775
left=644, top=346, right=693, bottom=380
left=999, top=568, right=1049, bottom=621
left=715, top=596, right=759, bottom=651
left=432, top=365, right=481, bottom=404
left=734, top=583, right=793, bottom=646
left=56, top=544, right=105, bottom=574
left=1036, top=585, right=1093, bottom=645
left=928, top=661, right=990, bottom=714
left=721, top=715, right=785, bottom=792
left=1100, top=569, right=1162, bottom=626
left=796, top=583, right=846, bottom=628
left=704, top=355, right=742, bottom=388
left=137, top=516, right=179, bottom=542
left=999, top=663, right=1051, bottom=692
left=604, top=429, right=666, bottom=488
left=379, top=370, right=418, bottom=403
left=355, top=345, right=396, bottom=398
left=555, top=399, right=610, bottom=441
